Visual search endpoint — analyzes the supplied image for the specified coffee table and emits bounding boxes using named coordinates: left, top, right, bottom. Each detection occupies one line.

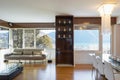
left=0, top=63, right=23, bottom=80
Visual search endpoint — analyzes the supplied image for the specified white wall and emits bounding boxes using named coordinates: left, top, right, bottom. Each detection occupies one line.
left=117, top=16, right=120, bottom=24
left=45, top=48, right=55, bottom=60
left=0, top=49, right=13, bottom=70
left=74, top=50, right=101, bottom=64
left=47, top=50, right=100, bottom=64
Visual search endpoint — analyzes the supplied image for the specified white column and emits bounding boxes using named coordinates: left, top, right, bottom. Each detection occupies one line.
left=9, top=29, right=13, bottom=51
left=117, top=16, right=120, bottom=24
left=112, top=24, right=120, bottom=57
left=34, top=29, right=36, bottom=48
left=23, top=29, right=25, bottom=48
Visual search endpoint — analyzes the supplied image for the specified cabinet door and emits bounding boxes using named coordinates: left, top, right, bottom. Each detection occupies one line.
left=56, top=52, right=73, bottom=64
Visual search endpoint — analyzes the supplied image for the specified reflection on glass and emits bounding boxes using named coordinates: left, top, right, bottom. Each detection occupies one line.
left=58, top=34, right=60, bottom=38
left=58, top=28, right=60, bottom=31
left=63, top=34, right=65, bottom=38
left=69, top=34, right=71, bottom=38
left=68, top=20, right=71, bottom=24
left=63, top=20, right=66, bottom=24
left=69, top=28, right=71, bottom=31
left=64, top=28, right=66, bottom=32
left=58, top=20, right=61, bottom=24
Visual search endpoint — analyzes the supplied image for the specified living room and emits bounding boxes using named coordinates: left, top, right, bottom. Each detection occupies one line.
left=0, top=0, right=120, bottom=80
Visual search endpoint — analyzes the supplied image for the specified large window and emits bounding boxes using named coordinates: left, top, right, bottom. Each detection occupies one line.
left=24, top=30, right=34, bottom=48
left=74, top=26, right=99, bottom=50
left=0, top=27, right=9, bottom=48
left=12, top=28, right=55, bottom=49
left=103, top=35, right=110, bottom=53
left=36, top=29, right=55, bottom=49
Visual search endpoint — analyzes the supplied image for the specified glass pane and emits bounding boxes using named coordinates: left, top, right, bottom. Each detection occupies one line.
left=74, top=30, right=99, bottom=50
left=13, top=29, right=23, bottom=48
left=36, top=29, right=55, bottom=49
left=0, top=29, right=9, bottom=48
left=103, top=35, right=110, bottom=54
left=24, top=30, right=34, bottom=48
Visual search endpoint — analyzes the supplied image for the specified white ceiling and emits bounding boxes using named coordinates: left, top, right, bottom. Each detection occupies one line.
left=0, top=0, right=120, bottom=22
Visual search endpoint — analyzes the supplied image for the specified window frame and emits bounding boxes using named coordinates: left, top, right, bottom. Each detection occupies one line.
left=11, top=28, right=55, bottom=49
left=74, top=25, right=102, bottom=51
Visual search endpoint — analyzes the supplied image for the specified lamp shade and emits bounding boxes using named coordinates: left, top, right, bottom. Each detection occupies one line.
left=98, top=4, right=115, bottom=14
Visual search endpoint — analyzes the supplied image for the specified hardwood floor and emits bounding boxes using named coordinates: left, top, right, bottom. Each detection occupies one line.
left=13, top=63, right=106, bottom=80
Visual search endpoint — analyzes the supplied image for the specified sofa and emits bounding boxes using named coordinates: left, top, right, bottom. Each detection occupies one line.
left=4, top=49, right=47, bottom=63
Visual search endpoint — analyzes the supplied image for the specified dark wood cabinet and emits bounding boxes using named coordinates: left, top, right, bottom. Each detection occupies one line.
left=56, top=15, right=74, bottom=66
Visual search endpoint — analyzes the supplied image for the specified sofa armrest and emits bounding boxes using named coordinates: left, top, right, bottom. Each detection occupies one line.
left=4, top=53, right=11, bottom=59
left=42, top=54, right=46, bottom=57
left=4, top=53, right=11, bottom=56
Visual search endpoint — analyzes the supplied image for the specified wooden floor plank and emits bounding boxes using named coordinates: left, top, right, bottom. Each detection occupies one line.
left=13, top=63, right=105, bottom=80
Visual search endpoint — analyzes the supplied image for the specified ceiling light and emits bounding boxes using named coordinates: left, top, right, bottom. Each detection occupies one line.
left=98, top=3, right=116, bottom=35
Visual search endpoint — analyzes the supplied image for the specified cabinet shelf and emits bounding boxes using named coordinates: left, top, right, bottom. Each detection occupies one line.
left=57, top=34, right=72, bottom=39
left=57, top=27, right=72, bottom=32
left=56, top=19, right=73, bottom=26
